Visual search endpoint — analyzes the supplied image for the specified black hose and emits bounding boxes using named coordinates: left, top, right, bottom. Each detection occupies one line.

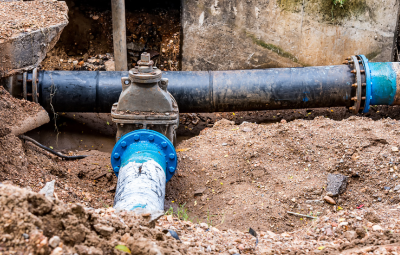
left=19, top=135, right=88, bottom=160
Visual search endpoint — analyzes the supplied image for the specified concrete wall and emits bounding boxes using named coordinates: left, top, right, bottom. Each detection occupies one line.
left=182, top=0, right=399, bottom=71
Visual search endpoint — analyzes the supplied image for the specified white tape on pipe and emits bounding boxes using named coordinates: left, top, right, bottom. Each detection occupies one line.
left=114, top=159, right=166, bottom=212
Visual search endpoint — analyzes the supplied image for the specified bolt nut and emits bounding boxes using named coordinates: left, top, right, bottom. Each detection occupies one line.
left=169, top=153, right=175, bottom=160
left=148, top=135, right=154, bottom=141
left=134, top=134, right=140, bottom=141
left=121, top=141, right=127, bottom=148
left=141, top=52, right=151, bottom=63
left=161, top=142, right=167, bottom=148
left=169, top=167, right=175, bottom=173
left=114, top=166, right=120, bottom=172
left=113, top=153, right=120, bottom=160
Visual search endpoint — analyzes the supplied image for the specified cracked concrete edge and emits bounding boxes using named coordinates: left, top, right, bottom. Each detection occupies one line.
left=0, top=22, right=68, bottom=78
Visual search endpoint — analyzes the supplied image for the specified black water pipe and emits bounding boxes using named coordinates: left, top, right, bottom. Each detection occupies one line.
left=38, top=65, right=354, bottom=113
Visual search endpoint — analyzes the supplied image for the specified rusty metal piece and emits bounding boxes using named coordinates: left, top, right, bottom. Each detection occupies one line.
left=352, top=83, right=357, bottom=87
left=32, top=68, right=38, bottom=103
left=112, top=52, right=179, bottom=143
left=350, top=56, right=362, bottom=114
left=351, top=70, right=356, bottom=74
left=22, top=72, right=27, bottom=100
left=351, top=97, right=357, bottom=101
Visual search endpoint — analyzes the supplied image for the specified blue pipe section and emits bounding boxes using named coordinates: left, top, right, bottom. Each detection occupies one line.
left=111, top=129, right=177, bottom=182
left=358, top=55, right=372, bottom=113
left=369, top=62, right=397, bottom=106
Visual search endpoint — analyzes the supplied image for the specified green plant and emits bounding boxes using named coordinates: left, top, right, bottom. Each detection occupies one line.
left=176, top=203, right=189, bottom=221
left=165, top=204, right=189, bottom=221
left=206, top=210, right=216, bottom=227
left=165, top=206, right=174, bottom=215
left=333, top=0, right=346, bottom=7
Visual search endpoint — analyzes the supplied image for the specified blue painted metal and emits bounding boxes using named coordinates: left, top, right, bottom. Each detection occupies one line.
left=111, top=129, right=177, bottom=182
left=358, top=55, right=372, bottom=113
left=369, top=62, right=397, bottom=106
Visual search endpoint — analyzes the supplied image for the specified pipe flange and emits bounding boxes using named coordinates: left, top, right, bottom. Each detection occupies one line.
left=345, top=56, right=367, bottom=114
left=111, top=129, right=177, bottom=182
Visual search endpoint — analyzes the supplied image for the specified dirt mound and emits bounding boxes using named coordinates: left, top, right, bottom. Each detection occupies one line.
left=0, top=184, right=189, bottom=255
left=167, top=117, right=400, bottom=233
left=0, top=87, right=116, bottom=209
left=0, top=0, right=68, bottom=40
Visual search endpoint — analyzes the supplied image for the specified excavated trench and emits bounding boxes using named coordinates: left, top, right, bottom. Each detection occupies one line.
left=2, top=2, right=400, bottom=254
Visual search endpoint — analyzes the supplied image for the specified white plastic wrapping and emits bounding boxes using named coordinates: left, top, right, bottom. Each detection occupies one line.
left=113, top=159, right=166, bottom=212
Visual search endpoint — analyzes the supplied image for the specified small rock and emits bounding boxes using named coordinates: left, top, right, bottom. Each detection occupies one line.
left=194, top=187, right=206, bottom=196
left=166, top=215, right=173, bottom=223
left=384, top=186, right=391, bottom=190
left=372, top=225, right=383, bottom=231
left=356, top=216, right=362, bottom=221
left=228, top=248, right=239, bottom=254
left=127, top=42, right=145, bottom=51
left=199, top=222, right=208, bottom=229
left=326, top=228, right=333, bottom=236
left=392, top=146, right=399, bottom=152
left=50, top=247, right=63, bottom=255
left=339, top=222, right=348, bottom=226
left=49, top=236, right=60, bottom=248
left=72, top=60, right=78, bottom=66
left=92, top=15, right=99, bottom=20
left=242, top=127, right=253, bottom=132
left=378, top=197, right=382, bottom=202
left=238, top=244, right=244, bottom=250
left=326, top=174, right=348, bottom=196
left=227, top=199, right=235, bottom=205
left=344, top=231, right=357, bottom=241
left=306, top=200, right=324, bottom=204
left=22, top=233, right=29, bottom=239
left=356, top=227, right=366, bottom=238
left=104, top=60, right=115, bottom=71
left=222, top=143, right=228, bottom=146
left=39, top=180, right=55, bottom=199
left=93, top=224, right=115, bottom=237
left=324, top=196, right=336, bottom=205
left=394, top=185, right=400, bottom=191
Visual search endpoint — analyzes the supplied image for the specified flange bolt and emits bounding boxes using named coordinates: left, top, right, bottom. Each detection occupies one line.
left=114, top=153, right=120, bottom=160
left=169, top=153, right=175, bottom=160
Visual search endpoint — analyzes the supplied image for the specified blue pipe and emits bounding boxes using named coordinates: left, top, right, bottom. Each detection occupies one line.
left=111, top=129, right=177, bottom=211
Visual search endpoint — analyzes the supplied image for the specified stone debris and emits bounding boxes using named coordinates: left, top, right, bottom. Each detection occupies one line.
left=39, top=180, right=55, bottom=199
left=324, top=196, right=336, bottom=205
left=326, top=173, right=348, bottom=196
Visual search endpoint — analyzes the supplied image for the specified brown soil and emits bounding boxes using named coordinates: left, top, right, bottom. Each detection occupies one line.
left=41, top=0, right=180, bottom=71
left=0, top=0, right=68, bottom=40
left=167, top=117, right=400, bottom=234
left=2, top=86, right=400, bottom=254
left=0, top=86, right=41, bottom=132
left=0, top=87, right=116, bottom=209
left=0, top=184, right=188, bottom=255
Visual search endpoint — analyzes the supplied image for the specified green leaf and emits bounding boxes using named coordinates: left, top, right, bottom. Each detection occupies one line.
left=106, top=121, right=110, bottom=125
left=115, top=245, right=131, bottom=254
left=49, top=146, right=54, bottom=149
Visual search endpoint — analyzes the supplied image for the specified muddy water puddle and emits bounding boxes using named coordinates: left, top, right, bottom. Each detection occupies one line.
left=27, top=113, right=193, bottom=153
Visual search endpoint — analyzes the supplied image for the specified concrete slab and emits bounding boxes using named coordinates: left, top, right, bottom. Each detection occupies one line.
left=182, top=0, right=400, bottom=70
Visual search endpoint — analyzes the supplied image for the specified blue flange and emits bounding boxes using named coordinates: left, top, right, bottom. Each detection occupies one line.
left=358, top=55, right=372, bottom=113
left=111, top=129, right=177, bottom=182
